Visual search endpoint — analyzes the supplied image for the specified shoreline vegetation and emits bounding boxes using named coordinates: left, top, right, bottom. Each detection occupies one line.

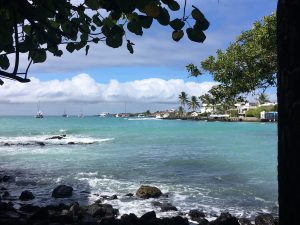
left=0, top=173, right=278, bottom=225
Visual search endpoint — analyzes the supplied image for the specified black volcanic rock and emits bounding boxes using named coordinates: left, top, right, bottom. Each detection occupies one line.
left=255, top=214, right=275, bottom=225
left=19, top=190, right=35, bottom=201
left=52, top=185, right=73, bottom=198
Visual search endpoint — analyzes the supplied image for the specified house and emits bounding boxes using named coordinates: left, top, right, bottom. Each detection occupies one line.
left=234, top=102, right=257, bottom=116
left=260, top=111, right=278, bottom=121
left=190, top=112, right=199, bottom=117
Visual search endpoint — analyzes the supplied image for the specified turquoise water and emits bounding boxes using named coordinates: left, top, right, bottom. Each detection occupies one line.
left=0, top=116, right=277, bottom=219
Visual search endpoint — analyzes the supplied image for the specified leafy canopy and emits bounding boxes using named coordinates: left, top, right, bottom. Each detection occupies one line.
left=189, top=13, right=276, bottom=104
left=0, top=0, right=209, bottom=85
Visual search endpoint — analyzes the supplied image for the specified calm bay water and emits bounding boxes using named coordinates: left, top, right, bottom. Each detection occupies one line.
left=0, top=116, right=277, bottom=220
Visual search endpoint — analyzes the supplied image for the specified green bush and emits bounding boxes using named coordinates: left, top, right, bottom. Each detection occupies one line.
left=245, top=105, right=277, bottom=118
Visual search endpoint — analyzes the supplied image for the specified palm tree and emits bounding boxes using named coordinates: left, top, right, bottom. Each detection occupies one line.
left=199, top=94, right=216, bottom=113
left=188, top=96, right=200, bottom=112
left=178, top=91, right=189, bottom=108
left=178, top=106, right=185, bottom=118
left=257, top=93, right=270, bottom=105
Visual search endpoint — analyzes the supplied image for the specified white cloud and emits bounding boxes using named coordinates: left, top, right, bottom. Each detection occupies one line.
left=0, top=74, right=217, bottom=104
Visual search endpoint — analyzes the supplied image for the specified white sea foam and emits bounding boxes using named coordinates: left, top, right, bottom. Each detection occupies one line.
left=127, top=118, right=163, bottom=121
left=0, top=135, right=114, bottom=146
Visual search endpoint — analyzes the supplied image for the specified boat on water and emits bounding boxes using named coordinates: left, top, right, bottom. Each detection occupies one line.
left=36, top=111, right=43, bottom=118
left=99, top=112, right=110, bottom=117
left=35, top=103, right=43, bottom=118
left=62, top=106, right=68, bottom=118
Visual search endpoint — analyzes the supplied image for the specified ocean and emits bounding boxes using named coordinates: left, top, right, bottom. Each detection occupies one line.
left=0, top=116, right=278, bottom=220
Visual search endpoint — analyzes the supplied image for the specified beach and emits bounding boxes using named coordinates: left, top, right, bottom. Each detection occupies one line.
left=0, top=116, right=278, bottom=224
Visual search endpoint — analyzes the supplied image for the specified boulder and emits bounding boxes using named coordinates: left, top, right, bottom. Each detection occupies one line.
left=86, top=203, right=119, bottom=218
left=239, top=218, right=253, bottom=225
left=160, top=203, right=178, bottom=212
left=139, top=211, right=157, bottom=225
left=67, top=142, right=75, bottom=145
left=19, top=190, right=35, bottom=201
left=255, top=214, right=275, bottom=225
left=1, top=175, right=11, bottom=182
left=188, top=209, right=205, bottom=221
left=160, top=216, right=189, bottom=225
left=125, top=193, right=134, bottom=197
left=52, top=185, right=73, bottom=198
left=210, top=212, right=239, bottom=225
left=19, top=204, right=40, bottom=213
left=197, top=218, right=209, bottom=225
left=36, top=141, right=45, bottom=146
left=121, top=213, right=139, bottom=225
left=136, top=185, right=162, bottom=199
left=29, top=207, right=49, bottom=220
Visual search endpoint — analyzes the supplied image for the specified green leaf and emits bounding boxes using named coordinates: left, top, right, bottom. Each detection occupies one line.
left=66, top=43, right=75, bottom=53
left=85, top=45, right=90, bottom=55
left=170, top=19, right=184, bottom=30
left=172, top=30, right=184, bottom=42
left=92, top=15, right=103, bottom=26
left=138, top=15, right=153, bottom=29
left=106, top=35, right=123, bottom=48
left=191, top=7, right=205, bottom=22
left=102, top=25, right=110, bottom=37
left=85, top=0, right=100, bottom=10
left=127, top=40, right=134, bottom=54
left=0, top=55, right=10, bottom=70
left=127, top=20, right=143, bottom=36
left=194, top=20, right=210, bottom=31
left=115, top=0, right=134, bottom=13
left=168, top=1, right=180, bottom=11
left=186, top=28, right=206, bottom=43
left=157, top=8, right=170, bottom=26
left=144, top=2, right=160, bottom=18
left=32, top=49, right=47, bottom=63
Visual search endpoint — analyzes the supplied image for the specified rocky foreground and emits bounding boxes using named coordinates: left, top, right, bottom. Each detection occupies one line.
left=1, top=174, right=278, bottom=225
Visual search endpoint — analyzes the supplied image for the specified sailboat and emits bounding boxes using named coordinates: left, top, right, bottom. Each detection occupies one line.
left=36, top=103, right=44, bottom=118
left=62, top=105, right=68, bottom=118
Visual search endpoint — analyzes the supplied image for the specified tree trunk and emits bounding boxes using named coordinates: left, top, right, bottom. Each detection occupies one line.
left=277, top=1, right=300, bottom=224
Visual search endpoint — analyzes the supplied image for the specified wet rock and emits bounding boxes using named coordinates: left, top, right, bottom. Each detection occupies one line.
left=101, top=194, right=118, bottom=200
left=2, top=190, right=10, bottom=199
left=188, top=209, right=205, bottom=221
left=274, top=217, right=279, bottom=225
left=46, top=135, right=66, bottom=140
left=19, top=190, right=35, bottom=201
left=136, top=185, right=162, bottom=199
left=3, top=143, right=10, bottom=146
left=1, top=175, right=11, bottom=182
left=67, top=142, right=75, bottom=145
left=121, top=213, right=138, bottom=225
left=210, top=212, right=239, bottom=225
left=125, top=193, right=134, bottom=197
left=86, top=203, right=119, bottom=218
left=139, top=211, right=157, bottom=225
left=160, top=216, right=189, bottom=225
left=30, top=207, right=49, bottom=220
left=239, top=218, right=253, bottom=225
left=52, top=185, right=73, bottom=198
left=160, top=203, right=178, bottom=212
left=255, top=214, right=275, bottom=225
left=46, top=203, right=69, bottom=211
left=0, top=187, right=7, bottom=191
left=69, top=202, right=81, bottom=221
left=19, top=204, right=40, bottom=213
left=197, top=218, right=209, bottom=225
left=36, top=142, right=45, bottom=146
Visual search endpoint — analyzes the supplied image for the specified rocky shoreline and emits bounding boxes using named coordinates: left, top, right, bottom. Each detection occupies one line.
left=1, top=173, right=278, bottom=225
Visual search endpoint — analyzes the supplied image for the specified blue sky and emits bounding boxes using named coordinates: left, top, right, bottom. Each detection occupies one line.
left=0, top=0, right=277, bottom=115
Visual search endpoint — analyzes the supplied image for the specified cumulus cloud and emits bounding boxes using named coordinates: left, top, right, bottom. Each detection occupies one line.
left=0, top=74, right=217, bottom=104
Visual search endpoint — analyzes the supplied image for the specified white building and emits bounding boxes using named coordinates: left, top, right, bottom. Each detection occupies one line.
left=234, top=102, right=257, bottom=116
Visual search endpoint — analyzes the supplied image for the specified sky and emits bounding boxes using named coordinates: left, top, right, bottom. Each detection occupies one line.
left=0, top=0, right=277, bottom=115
